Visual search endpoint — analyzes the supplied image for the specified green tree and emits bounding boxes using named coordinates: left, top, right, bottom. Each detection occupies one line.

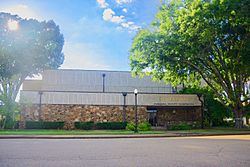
left=130, top=0, right=250, bottom=128
left=0, top=13, right=64, bottom=128
left=179, top=86, right=233, bottom=127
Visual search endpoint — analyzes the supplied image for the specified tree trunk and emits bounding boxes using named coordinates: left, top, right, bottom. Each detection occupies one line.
left=234, top=108, right=243, bottom=128
left=1, top=118, right=6, bottom=129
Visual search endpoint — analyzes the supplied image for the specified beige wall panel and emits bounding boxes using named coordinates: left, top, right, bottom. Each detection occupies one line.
left=22, top=80, right=42, bottom=91
left=20, top=91, right=201, bottom=106
left=25, top=70, right=177, bottom=93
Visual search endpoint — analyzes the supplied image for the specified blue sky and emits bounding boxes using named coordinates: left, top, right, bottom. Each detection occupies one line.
left=0, top=0, right=160, bottom=71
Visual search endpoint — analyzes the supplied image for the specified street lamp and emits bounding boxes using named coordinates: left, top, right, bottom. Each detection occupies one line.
left=134, top=89, right=138, bottom=133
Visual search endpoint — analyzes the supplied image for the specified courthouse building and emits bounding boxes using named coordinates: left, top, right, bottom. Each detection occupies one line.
left=20, top=69, right=202, bottom=129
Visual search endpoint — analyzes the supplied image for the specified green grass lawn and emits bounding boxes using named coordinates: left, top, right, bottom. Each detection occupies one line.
left=0, top=127, right=249, bottom=135
left=0, top=129, right=165, bottom=135
left=170, top=127, right=250, bottom=134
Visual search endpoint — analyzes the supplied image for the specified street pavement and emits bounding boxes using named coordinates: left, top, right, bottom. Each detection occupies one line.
left=0, top=135, right=250, bottom=167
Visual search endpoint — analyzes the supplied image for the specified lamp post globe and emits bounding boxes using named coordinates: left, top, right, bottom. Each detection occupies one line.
left=134, top=89, right=138, bottom=94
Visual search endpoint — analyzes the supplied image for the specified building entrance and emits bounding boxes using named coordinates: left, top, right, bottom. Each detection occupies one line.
left=147, top=109, right=157, bottom=126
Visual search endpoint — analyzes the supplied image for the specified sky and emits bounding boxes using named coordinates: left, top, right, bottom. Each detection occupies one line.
left=0, top=0, right=160, bottom=71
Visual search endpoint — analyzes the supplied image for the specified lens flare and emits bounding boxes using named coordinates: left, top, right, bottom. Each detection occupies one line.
left=7, top=20, right=19, bottom=31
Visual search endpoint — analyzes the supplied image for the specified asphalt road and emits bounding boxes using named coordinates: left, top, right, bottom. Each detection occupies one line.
left=0, top=135, right=250, bottom=167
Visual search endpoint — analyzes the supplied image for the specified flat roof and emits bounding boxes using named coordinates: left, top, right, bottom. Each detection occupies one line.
left=53, top=68, right=131, bottom=73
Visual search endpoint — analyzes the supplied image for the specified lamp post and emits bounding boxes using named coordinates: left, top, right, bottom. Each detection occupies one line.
left=197, top=93, right=204, bottom=129
left=134, top=89, right=138, bottom=133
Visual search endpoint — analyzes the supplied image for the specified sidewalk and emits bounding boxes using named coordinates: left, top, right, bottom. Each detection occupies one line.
left=1, top=131, right=250, bottom=139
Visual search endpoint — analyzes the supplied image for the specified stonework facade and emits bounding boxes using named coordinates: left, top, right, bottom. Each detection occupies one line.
left=20, top=104, right=148, bottom=129
left=156, top=107, right=201, bottom=126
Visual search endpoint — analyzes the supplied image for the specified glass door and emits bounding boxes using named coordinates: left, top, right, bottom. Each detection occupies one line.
left=147, top=109, right=157, bottom=126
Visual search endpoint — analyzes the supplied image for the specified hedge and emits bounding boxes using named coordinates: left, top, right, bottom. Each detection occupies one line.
left=169, top=124, right=192, bottom=130
left=95, top=122, right=127, bottom=130
left=25, top=121, right=64, bottom=129
left=74, top=122, right=94, bottom=130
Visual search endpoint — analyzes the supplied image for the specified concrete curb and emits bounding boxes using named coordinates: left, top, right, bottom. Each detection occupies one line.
left=0, top=132, right=250, bottom=139
left=0, top=134, right=175, bottom=139
left=172, top=132, right=250, bottom=137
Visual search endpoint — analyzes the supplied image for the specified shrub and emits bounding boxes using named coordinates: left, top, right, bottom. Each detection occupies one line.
left=4, top=121, right=19, bottom=129
left=192, top=121, right=202, bottom=129
left=138, top=122, right=151, bottom=131
left=26, top=121, right=43, bottom=129
left=74, top=122, right=94, bottom=130
left=42, top=121, right=64, bottom=129
left=224, top=120, right=235, bottom=127
left=126, top=122, right=135, bottom=131
left=180, top=87, right=233, bottom=127
left=25, top=121, right=64, bottom=129
left=217, top=120, right=235, bottom=127
left=170, top=124, right=192, bottom=130
left=95, top=122, right=127, bottom=130
left=126, top=122, right=152, bottom=131
left=14, top=121, right=19, bottom=129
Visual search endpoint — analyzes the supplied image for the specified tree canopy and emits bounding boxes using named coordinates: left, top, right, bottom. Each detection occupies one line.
left=0, top=12, right=64, bottom=128
left=130, top=0, right=250, bottom=128
left=180, top=86, right=233, bottom=127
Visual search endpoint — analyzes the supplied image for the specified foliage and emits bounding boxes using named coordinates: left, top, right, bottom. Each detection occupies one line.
left=42, top=122, right=64, bottom=129
left=170, top=124, right=192, bottom=130
left=180, top=87, right=233, bottom=127
left=126, top=122, right=152, bottom=131
left=138, top=122, right=151, bottom=131
left=95, top=122, right=127, bottom=130
left=26, top=121, right=43, bottom=129
left=74, top=122, right=94, bottom=130
left=0, top=12, right=64, bottom=129
left=4, top=120, right=19, bottom=129
left=191, top=121, right=201, bottom=129
left=126, top=122, right=135, bottom=131
left=130, top=0, right=250, bottom=128
left=25, top=121, right=64, bottom=129
left=0, top=95, right=19, bottom=129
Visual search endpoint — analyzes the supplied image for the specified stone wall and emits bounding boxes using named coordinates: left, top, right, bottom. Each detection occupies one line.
left=157, top=107, right=201, bottom=126
left=20, top=104, right=148, bottom=129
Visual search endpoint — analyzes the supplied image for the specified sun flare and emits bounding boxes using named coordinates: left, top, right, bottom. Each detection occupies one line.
left=7, top=20, right=19, bottom=31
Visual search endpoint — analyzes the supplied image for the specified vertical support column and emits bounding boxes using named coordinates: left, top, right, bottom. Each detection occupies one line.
left=102, top=73, right=106, bottom=92
left=122, top=92, right=127, bottom=122
left=38, top=91, right=43, bottom=121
